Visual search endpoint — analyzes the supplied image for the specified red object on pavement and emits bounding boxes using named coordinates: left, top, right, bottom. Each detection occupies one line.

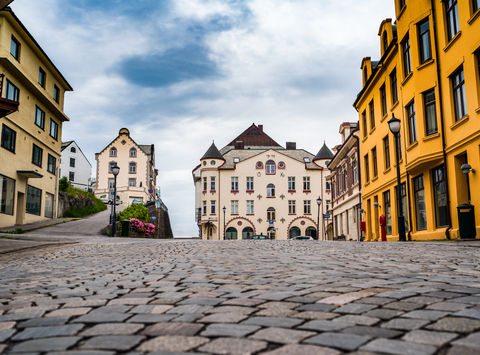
left=379, top=215, right=387, bottom=242
left=360, top=221, right=366, bottom=232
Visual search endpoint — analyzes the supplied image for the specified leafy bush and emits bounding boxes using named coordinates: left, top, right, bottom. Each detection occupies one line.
left=62, top=184, right=107, bottom=218
left=59, top=177, right=70, bottom=192
left=118, top=203, right=148, bottom=222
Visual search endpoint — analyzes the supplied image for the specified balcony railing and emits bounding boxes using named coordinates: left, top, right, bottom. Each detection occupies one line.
left=0, top=74, right=19, bottom=117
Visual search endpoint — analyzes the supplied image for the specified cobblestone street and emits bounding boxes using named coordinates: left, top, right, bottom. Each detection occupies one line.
left=1, top=239, right=480, bottom=354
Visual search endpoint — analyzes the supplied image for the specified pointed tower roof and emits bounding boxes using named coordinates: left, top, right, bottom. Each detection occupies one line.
left=225, top=123, right=282, bottom=148
left=313, top=142, right=334, bottom=161
left=201, top=142, right=224, bottom=160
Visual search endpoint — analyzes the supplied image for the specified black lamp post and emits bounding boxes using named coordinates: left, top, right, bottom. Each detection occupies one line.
left=388, top=114, right=406, bottom=242
left=316, top=197, right=322, bottom=241
left=111, top=165, right=120, bottom=237
left=222, top=206, right=226, bottom=240
left=460, top=163, right=475, bottom=204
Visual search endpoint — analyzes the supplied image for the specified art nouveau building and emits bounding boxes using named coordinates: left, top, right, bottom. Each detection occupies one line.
left=355, top=0, right=480, bottom=241
left=0, top=7, right=72, bottom=228
left=95, top=128, right=157, bottom=206
left=327, top=122, right=362, bottom=241
left=192, top=124, right=333, bottom=240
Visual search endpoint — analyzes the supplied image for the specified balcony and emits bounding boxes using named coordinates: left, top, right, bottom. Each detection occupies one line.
left=0, top=74, right=19, bottom=117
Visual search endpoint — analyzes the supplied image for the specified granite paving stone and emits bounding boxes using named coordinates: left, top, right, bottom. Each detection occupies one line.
left=198, top=312, right=248, bottom=323
left=260, top=344, right=341, bottom=355
left=402, top=329, right=458, bottom=346
left=426, top=317, right=480, bottom=332
left=332, top=315, right=380, bottom=326
left=452, top=332, right=480, bottom=349
left=197, top=337, right=268, bottom=355
left=200, top=323, right=259, bottom=337
left=10, top=336, right=81, bottom=353
left=81, top=335, right=145, bottom=351
left=360, top=338, right=437, bottom=355
left=46, top=308, right=91, bottom=318
left=381, top=318, right=431, bottom=330
left=137, top=335, right=210, bottom=352
left=142, top=322, right=204, bottom=336
left=250, top=327, right=315, bottom=344
left=304, top=332, right=371, bottom=351
left=401, top=310, right=449, bottom=321
left=341, top=325, right=402, bottom=338
left=299, top=319, right=351, bottom=331
left=12, top=324, right=85, bottom=340
left=73, top=311, right=131, bottom=323
left=0, top=328, right=16, bottom=342
left=242, top=316, right=304, bottom=328
left=80, top=323, right=145, bottom=336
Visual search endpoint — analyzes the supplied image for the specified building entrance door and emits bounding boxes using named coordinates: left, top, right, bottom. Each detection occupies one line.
left=16, top=192, right=24, bottom=225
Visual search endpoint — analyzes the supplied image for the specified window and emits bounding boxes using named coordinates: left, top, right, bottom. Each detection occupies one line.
left=10, top=36, right=20, bottom=60
left=129, top=178, right=136, bottom=187
left=383, top=136, right=391, bottom=170
left=70, top=147, right=76, bottom=153
left=202, top=201, right=207, bottom=215
left=129, top=148, right=137, bottom=157
left=53, top=85, right=60, bottom=103
left=246, top=200, right=254, bottom=214
left=69, top=157, right=75, bottom=168
left=451, top=67, right=467, bottom=121
left=413, top=175, right=427, bottom=230
left=304, top=200, right=311, bottom=214
left=231, top=200, right=239, bottom=214
left=266, top=160, right=275, bottom=174
left=432, top=165, right=449, bottom=227
left=363, top=66, right=368, bottom=84
left=362, top=110, right=367, bottom=137
left=267, top=183, right=275, bottom=197
left=233, top=157, right=240, bottom=163
left=382, top=31, right=388, bottom=52
left=384, top=190, right=392, bottom=235
left=352, top=160, right=358, bottom=185
left=5, top=79, right=19, bottom=101
left=372, top=147, right=378, bottom=178
left=210, top=160, right=215, bottom=166
left=402, top=34, right=412, bottom=76
left=47, top=154, right=56, bottom=174
left=390, top=68, right=398, bottom=103
left=69, top=171, right=75, bottom=181
left=110, top=147, right=117, bottom=157
left=288, top=177, right=296, bottom=191
left=303, top=157, right=310, bottom=163
left=231, top=177, right=239, bottom=191
left=267, top=207, right=276, bottom=221
left=49, top=119, right=58, bottom=140
left=288, top=200, right=296, bottom=214
left=278, top=161, right=285, bottom=169
left=38, top=67, right=46, bottom=87
left=246, top=177, right=254, bottom=191
left=210, top=176, right=216, bottom=191
left=210, top=200, right=216, bottom=214
left=364, top=154, right=370, bottom=183
left=45, top=192, right=54, bottom=218
left=406, top=101, right=417, bottom=144
left=445, top=0, right=460, bottom=42
left=399, top=0, right=405, bottom=9
left=417, top=18, right=432, bottom=64
left=109, top=162, right=117, bottom=173
left=326, top=181, right=331, bottom=190
left=380, top=84, right=387, bottom=117
left=423, top=89, right=438, bottom=135
left=32, top=144, right=42, bottom=167
left=256, top=161, right=263, bottom=169
left=1, top=124, right=16, bottom=153
left=369, top=100, right=375, bottom=130
left=108, top=178, right=115, bottom=189
left=303, top=176, right=311, bottom=191
left=203, top=177, right=207, bottom=191
left=474, top=0, right=480, bottom=13
left=129, top=162, right=136, bottom=174
left=35, top=106, right=45, bottom=129
left=26, top=185, right=42, bottom=215
left=0, top=174, right=15, bottom=215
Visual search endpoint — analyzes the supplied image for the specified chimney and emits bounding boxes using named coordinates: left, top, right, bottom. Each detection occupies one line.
left=286, top=142, right=296, bottom=150
left=258, top=124, right=263, bottom=132
left=234, top=140, right=245, bottom=149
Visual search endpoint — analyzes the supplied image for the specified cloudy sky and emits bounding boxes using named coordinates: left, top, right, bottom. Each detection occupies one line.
left=12, top=0, right=394, bottom=237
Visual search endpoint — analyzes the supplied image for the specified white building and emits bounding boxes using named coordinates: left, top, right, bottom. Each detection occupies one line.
left=60, top=141, right=92, bottom=191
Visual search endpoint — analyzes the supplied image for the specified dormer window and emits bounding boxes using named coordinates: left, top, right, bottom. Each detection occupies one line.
left=233, top=157, right=240, bottom=163
left=70, top=147, right=76, bottom=153
left=266, top=160, right=275, bottom=175
left=363, top=66, right=368, bottom=84
left=303, top=157, right=310, bottom=163
left=110, top=147, right=117, bottom=157
left=382, top=30, right=388, bottom=53
left=210, top=160, right=215, bottom=166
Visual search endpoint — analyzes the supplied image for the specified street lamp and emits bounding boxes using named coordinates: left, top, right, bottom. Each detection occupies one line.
left=461, top=163, right=475, bottom=204
left=222, top=206, right=226, bottom=240
left=316, top=197, right=322, bottom=241
left=111, top=165, right=120, bottom=237
left=388, top=114, right=406, bottom=242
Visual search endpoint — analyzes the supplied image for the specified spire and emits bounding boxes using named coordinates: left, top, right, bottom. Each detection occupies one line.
left=201, top=142, right=224, bottom=160
left=313, top=142, right=334, bottom=161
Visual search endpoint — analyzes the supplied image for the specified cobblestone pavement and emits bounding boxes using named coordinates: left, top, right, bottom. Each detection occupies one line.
left=1, top=239, right=480, bottom=354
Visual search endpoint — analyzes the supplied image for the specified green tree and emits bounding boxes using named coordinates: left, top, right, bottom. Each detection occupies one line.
left=118, top=203, right=148, bottom=222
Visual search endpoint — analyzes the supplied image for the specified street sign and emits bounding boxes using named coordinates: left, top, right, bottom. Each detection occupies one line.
left=269, top=220, right=274, bottom=225
left=148, top=189, right=153, bottom=194
left=151, top=216, right=156, bottom=220
left=323, top=213, right=330, bottom=219
left=110, top=191, right=115, bottom=196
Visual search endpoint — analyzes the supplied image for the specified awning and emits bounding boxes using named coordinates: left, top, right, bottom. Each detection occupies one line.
left=17, top=170, right=43, bottom=178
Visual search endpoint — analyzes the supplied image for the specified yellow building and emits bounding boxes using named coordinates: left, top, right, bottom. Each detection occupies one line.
left=192, top=124, right=333, bottom=240
left=355, top=0, right=480, bottom=241
left=0, top=7, right=72, bottom=228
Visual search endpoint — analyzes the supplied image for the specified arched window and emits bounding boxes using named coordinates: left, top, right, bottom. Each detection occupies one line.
left=110, top=147, right=117, bottom=157
left=109, top=162, right=117, bottom=173
left=267, top=184, right=275, bottom=197
left=129, top=148, right=137, bottom=158
left=242, top=227, right=254, bottom=239
left=70, top=147, right=76, bottom=153
left=382, top=30, right=388, bottom=52
left=267, top=207, right=276, bottom=221
left=129, top=162, right=137, bottom=174
left=266, top=160, right=275, bottom=175
left=289, top=226, right=301, bottom=239
left=306, top=226, right=317, bottom=239
left=226, top=227, right=238, bottom=240
left=256, top=161, right=263, bottom=169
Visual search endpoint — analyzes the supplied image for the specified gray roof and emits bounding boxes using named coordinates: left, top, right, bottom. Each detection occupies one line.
left=202, top=142, right=224, bottom=160
left=61, top=141, right=73, bottom=151
left=314, top=143, right=334, bottom=161
left=139, top=145, right=153, bottom=156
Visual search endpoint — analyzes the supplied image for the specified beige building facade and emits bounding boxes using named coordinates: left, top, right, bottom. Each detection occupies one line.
left=0, top=7, right=72, bottom=228
left=193, top=124, right=333, bottom=240
left=95, top=128, right=157, bottom=206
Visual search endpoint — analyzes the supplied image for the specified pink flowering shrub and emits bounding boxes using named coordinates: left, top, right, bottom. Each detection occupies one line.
left=129, top=218, right=155, bottom=237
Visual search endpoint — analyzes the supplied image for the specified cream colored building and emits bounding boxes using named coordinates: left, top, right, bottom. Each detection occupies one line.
left=95, top=128, right=157, bottom=206
left=0, top=7, right=72, bottom=228
left=192, top=124, right=333, bottom=240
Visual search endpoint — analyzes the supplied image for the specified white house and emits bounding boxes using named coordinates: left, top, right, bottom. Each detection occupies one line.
left=60, top=141, right=92, bottom=191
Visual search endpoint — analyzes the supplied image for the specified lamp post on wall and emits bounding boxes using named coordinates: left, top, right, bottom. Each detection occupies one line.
left=111, top=165, right=120, bottom=237
left=461, top=163, right=475, bottom=204
left=316, top=197, right=322, bottom=241
left=388, top=114, right=406, bottom=242
left=222, top=206, right=226, bottom=240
